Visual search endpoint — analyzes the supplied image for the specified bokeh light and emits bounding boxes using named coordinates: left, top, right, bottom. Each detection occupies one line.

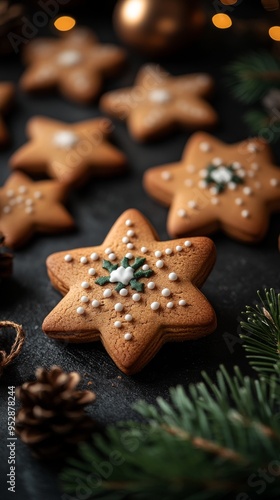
left=212, top=13, right=232, bottom=29
left=54, top=16, right=76, bottom=32
left=269, top=26, right=280, bottom=40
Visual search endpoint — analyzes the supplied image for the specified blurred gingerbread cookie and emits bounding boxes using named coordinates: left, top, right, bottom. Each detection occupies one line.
left=0, top=1, right=25, bottom=55
left=9, top=116, right=128, bottom=186
left=0, top=82, right=15, bottom=147
left=100, top=64, right=218, bottom=142
left=19, top=27, right=127, bottom=104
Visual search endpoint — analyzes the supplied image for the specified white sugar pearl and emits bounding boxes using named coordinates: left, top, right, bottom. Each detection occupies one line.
left=241, top=210, right=250, bottom=218
left=247, top=143, right=258, bottom=152
left=103, top=289, right=112, bottom=298
left=151, top=302, right=160, bottom=311
left=212, top=157, right=223, bottom=166
left=177, top=209, right=186, bottom=218
left=124, top=333, right=132, bottom=341
left=25, top=206, right=33, bottom=214
left=34, top=191, right=42, bottom=199
left=188, top=200, right=197, bottom=209
left=169, top=272, right=178, bottom=281
left=211, top=197, right=220, bottom=205
left=125, top=219, right=132, bottom=226
left=127, top=230, right=134, bottom=237
left=3, top=206, right=11, bottom=214
left=92, top=300, right=100, bottom=307
left=176, top=246, right=182, bottom=252
left=184, top=241, right=192, bottom=247
left=25, top=198, right=33, bottom=206
left=125, top=314, right=132, bottom=321
left=199, top=141, right=211, bottom=152
left=126, top=253, right=133, bottom=259
left=80, top=256, right=88, bottom=264
left=142, top=264, right=149, bottom=270
left=6, top=189, right=14, bottom=197
left=16, top=195, right=23, bottom=203
left=132, top=293, right=140, bottom=302
left=199, top=169, right=207, bottom=178
left=161, top=171, right=172, bottom=180
left=18, top=185, right=27, bottom=194
left=77, top=307, right=84, bottom=315
left=232, top=161, right=241, bottom=169
left=80, top=296, right=89, bottom=303
left=122, top=236, right=129, bottom=243
left=90, top=253, right=99, bottom=261
left=148, top=282, right=155, bottom=289
left=115, top=303, right=124, bottom=311
left=165, top=248, right=172, bottom=255
left=109, top=253, right=116, bottom=261
left=105, top=247, right=112, bottom=255
left=179, top=300, right=187, bottom=306
left=270, top=178, right=279, bottom=187
left=64, top=254, right=72, bottom=262
left=127, top=243, right=134, bottom=249
left=81, top=281, right=90, bottom=289
left=119, top=288, right=128, bottom=296
left=162, top=288, right=171, bottom=297
left=141, top=247, right=147, bottom=253
left=210, top=186, right=218, bottom=195
left=166, top=302, right=174, bottom=308
left=156, top=260, right=164, bottom=268
left=228, top=182, right=237, bottom=190
left=155, top=250, right=162, bottom=258
left=88, top=268, right=96, bottom=276
left=114, top=321, right=122, bottom=328
left=243, top=187, right=252, bottom=196
left=235, top=198, right=243, bottom=206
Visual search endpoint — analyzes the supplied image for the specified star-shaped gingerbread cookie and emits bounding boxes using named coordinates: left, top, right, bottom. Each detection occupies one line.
left=42, top=209, right=217, bottom=375
left=100, top=64, right=218, bottom=142
left=19, top=27, right=127, bottom=104
left=143, top=132, right=280, bottom=243
left=0, top=171, right=74, bottom=248
left=9, top=116, right=128, bottom=186
left=0, top=82, right=15, bottom=147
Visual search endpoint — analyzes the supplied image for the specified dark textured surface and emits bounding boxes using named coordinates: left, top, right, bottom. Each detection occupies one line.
left=0, top=3, right=280, bottom=500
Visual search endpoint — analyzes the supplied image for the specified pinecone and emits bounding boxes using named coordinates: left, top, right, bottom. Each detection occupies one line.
left=0, top=233, right=13, bottom=279
left=15, top=366, right=97, bottom=460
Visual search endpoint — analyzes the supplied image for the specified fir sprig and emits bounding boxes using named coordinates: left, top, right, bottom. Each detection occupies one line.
left=61, top=289, right=280, bottom=500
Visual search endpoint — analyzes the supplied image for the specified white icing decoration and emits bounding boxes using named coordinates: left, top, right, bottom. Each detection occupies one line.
left=132, top=293, right=140, bottom=302
left=169, top=272, right=177, bottom=281
left=124, top=333, right=132, bottom=341
left=64, top=254, right=72, bottom=262
left=76, top=307, right=84, bottom=315
left=148, top=282, right=155, bottom=289
left=53, top=130, right=79, bottom=149
left=81, top=281, right=90, bottom=289
left=90, top=252, right=99, bottom=261
left=179, top=300, right=187, bottom=306
left=125, top=314, right=132, bottom=321
left=110, top=266, right=134, bottom=285
left=103, top=289, right=112, bottom=298
left=88, top=268, right=96, bottom=276
left=148, top=88, right=171, bottom=103
left=92, top=300, right=100, bottom=307
left=80, top=296, right=89, bottom=303
left=162, top=288, right=171, bottom=297
left=57, top=50, right=82, bottom=66
left=114, top=321, right=122, bottom=328
left=151, top=302, right=160, bottom=310
left=156, top=260, right=164, bottom=268
left=210, top=166, right=232, bottom=184
left=80, top=256, right=88, bottom=264
left=115, top=303, right=124, bottom=311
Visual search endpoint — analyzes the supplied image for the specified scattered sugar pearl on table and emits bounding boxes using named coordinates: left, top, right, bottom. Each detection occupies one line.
left=241, top=209, right=250, bottom=218
left=166, top=302, right=174, bottom=309
left=80, top=296, right=89, bottom=303
left=270, top=178, right=279, bottom=187
left=90, top=252, right=99, bottom=261
left=88, top=268, right=96, bottom=276
left=103, top=289, right=112, bottom=298
left=165, top=248, right=172, bottom=255
left=76, top=306, right=85, bottom=315
left=92, top=300, right=100, bottom=308
left=148, top=282, right=155, bottom=289
left=161, top=288, right=171, bottom=297
left=151, top=302, right=160, bottom=310
left=114, top=321, right=122, bottom=328
left=132, top=293, right=140, bottom=302
left=81, top=281, right=90, bottom=289
left=141, top=246, right=147, bottom=253
left=80, top=256, right=88, bottom=264
left=156, top=260, right=164, bottom=268
left=64, top=254, right=72, bottom=262
left=115, top=303, right=124, bottom=311
left=169, top=272, right=177, bottom=281
left=122, top=236, right=129, bottom=244
left=179, top=300, right=186, bottom=306
left=125, top=219, right=132, bottom=226
left=119, top=288, right=128, bottom=296
left=124, top=333, right=132, bottom=341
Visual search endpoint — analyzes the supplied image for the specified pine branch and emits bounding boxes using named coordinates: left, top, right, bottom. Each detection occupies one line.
left=225, top=50, right=280, bottom=104
left=60, top=365, right=280, bottom=500
left=243, top=110, right=280, bottom=144
left=240, top=288, right=280, bottom=387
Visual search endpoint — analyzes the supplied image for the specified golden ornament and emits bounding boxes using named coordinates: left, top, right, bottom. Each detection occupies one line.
left=113, top=0, right=207, bottom=56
